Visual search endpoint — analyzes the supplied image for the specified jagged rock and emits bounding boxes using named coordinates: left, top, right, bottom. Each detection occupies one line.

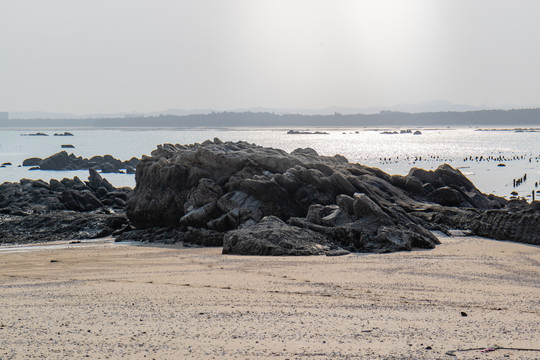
left=336, top=194, right=355, bottom=214
left=87, top=168, right=110, bottom=191
left=184, top=178, right=223, bottom=213
left=22, top=152, right=139, bottom=173
left=0, top=212, right=127, bottom=244
left=49, top=179, right=65, bottom=191
left=124, top=139, right=538, bottom=254
left=352, top=193, right=389, bottom=220
left=223, top=216, right=338, bottom=256
left=39, top=151, right=74, bottom=170
left=402, top=164, right=505, bottom=209
left=0, top=169, right=131, bottom=244
left=3, top=139, right=538, bottom=251
left=180, top=202, right=219, bottom=228
left=61, top=190, right=103, bottom=212
left=127, top=140, right=351, bottom=227
left=412, top=206, right=540, bottom=245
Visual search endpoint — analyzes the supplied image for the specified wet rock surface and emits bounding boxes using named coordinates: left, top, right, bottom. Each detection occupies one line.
left=0, top=169, right=130, bottom=244
left=120, top=139, right=538, bottom=255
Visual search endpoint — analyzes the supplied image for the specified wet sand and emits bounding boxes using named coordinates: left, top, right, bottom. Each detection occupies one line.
left=0, top=235, right=539, bottom=359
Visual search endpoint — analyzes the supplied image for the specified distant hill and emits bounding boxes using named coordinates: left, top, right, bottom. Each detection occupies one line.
left=5, top=100, right=506, bottom=120
left=5, top=100, right=500, bottom=119
left=2, top=108, right=540, bottom=128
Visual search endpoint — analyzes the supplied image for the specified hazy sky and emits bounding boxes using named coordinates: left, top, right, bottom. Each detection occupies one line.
left=1, top=0, right=540, bottom=114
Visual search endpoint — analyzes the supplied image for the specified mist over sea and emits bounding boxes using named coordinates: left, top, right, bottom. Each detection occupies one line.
left=0, top=127, right=538, bottom=200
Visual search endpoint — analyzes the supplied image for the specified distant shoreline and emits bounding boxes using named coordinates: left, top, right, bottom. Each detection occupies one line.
left=2, top=108, right=540, bottom=128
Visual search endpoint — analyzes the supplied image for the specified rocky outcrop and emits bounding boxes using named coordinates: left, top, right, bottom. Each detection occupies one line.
left=410, top=202, right=540, bottom=245
left=223, top=216, right=338, bottom=256
left=6, top=139, right=538, bottom=252
left=391, top=165, right=507, bottom=209
left=0, top=212, right=126, bottom=244
left=0, top=170, right=130, bottom=244
left=0, top=169, right=129, bottom=215
left=22, top=151, right=139, bottom=174
left=122, top=139, right=536, bottom=255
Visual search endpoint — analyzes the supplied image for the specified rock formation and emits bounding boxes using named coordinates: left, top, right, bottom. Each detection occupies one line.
left=22, top=151, right=138, bottom=174
left=0, top=169, right=130, bottom=244
left=6, top=139, right=537, bottom=252
left=122, top=139, right=539, bottom=254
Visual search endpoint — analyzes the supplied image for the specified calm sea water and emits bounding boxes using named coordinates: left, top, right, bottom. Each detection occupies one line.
left=1, top=127, right=539, bottom=200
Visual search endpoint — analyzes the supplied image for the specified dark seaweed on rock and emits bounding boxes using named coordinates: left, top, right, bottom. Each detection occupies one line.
left=123, top=138, right=539, bottom=255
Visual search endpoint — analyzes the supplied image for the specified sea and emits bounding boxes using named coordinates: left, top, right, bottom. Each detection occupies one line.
left=0, top=127, right=539, bottom=201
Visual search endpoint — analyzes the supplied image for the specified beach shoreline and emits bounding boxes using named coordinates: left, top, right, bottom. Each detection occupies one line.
left=1, top=234, right=538, bottom=359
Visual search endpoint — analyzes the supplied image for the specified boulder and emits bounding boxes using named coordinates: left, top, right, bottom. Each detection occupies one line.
left=22, top=157, right=42, bottom=166
left=222, top=216, right=338, bottom=256
left=61, top=190, right=103, bottom=212
left=352, top=193, right=389, bottom=220
left=336, top=194, right=355, bottom=214
left=39, top=151, right=73, bottom=170
left=428, top=186, right=463, bottom=206
left=100, top=162, right=120, bottom=173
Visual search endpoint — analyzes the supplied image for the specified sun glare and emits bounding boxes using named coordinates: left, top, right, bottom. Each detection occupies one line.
left=345, top=1, right=435, bottom=54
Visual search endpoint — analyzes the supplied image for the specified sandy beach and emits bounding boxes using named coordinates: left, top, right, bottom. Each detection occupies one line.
left=0, top=235, right=538, bottom=359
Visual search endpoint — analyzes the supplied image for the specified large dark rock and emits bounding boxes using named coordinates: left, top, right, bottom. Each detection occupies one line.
left=402, top=165, right=505, bottom=209
left=39, top=151, right=74, bottom=170
left=61, top=190, right=103, bottom=212
left=22, top=157, right=42, bottom=166
left=427, top=186, right=463, bottom=207
left=223, top=216, right=338, bottom=256
left=126, top=139, right=523, bottom=255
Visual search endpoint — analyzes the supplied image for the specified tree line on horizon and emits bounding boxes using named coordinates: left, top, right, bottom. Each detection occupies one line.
left=2, top=108, right=540, bottom=128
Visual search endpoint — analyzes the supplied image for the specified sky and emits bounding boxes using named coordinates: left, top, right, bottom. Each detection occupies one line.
left=1, top=0, right=540, bottom=114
